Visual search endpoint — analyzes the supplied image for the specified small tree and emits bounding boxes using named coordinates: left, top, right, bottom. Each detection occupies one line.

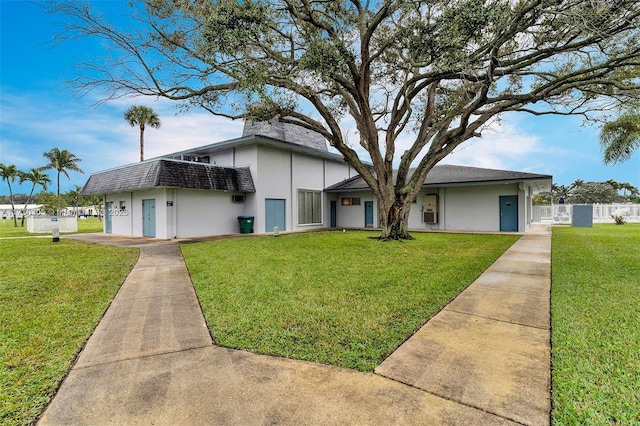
left=40, top=148, right=84, bottom=215
left=124, top=105, right=161, bottom=161
left=37, top=191, right=62, bottom=215
left=0, top=163, right=20, bottom=227
left=569, top=182, right=619, bottom=204
left=18, top=169, right=51, bottom=226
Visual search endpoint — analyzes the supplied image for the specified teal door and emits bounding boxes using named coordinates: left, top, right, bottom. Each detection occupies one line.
left=265, top=199, right=286, bottom=232
left=365, top=201, right=374, bottom=227
left=105, top=202, right=112, bottom=233
left=499, top=196, right=518, bottom=232
left=142, top=199, right=156, bottom=237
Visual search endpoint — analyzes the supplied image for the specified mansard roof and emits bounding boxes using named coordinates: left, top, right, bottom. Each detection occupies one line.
left=81, top=159, right=255, bottom=195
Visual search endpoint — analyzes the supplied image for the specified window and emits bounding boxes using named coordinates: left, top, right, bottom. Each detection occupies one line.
left=341, top=197, right=361, bottom=206
left=298, top=190, right=322, bottom=224
left=231, top=195, right=244, bottom=204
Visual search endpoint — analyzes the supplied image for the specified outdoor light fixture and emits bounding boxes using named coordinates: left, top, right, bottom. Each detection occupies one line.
left=273, top=226, right=280, bottom=237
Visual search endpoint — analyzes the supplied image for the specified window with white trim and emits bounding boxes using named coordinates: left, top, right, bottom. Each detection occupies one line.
left=298, top=190, right=322, bottom=225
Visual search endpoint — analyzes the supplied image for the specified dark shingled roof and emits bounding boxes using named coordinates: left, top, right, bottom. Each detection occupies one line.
left=242, top=118, right=328, bottom=151
left=325, top=164, right=552, bottom=192
left=81, top=159, right=255, bottom=195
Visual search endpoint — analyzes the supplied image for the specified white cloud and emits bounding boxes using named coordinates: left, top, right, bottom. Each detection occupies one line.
left=442, top=117, right=545, bottom=171
left=0, top=91, right=245, bottom=193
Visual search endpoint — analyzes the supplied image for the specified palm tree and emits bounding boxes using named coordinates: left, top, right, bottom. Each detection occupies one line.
left=64, top=185, right=83, bottom=217
left=570, top=179, right=584, bottom=190
left=19, top=169, right=51, bottom=226
left=124, top=105, right=161, bottom=161
left=40, top=148, right=84, bottom=215
left=600, top=112, right=640, bottom=164
left=0, top=163, right=20, bottom=227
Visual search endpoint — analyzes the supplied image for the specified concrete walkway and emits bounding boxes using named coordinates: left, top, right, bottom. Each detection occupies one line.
left=38, top=225, right=551, bottom=425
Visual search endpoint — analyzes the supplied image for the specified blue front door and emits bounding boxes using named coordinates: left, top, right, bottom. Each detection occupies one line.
left=499, top=195, right=518, bottom=231
left=265, top=199, right=286, bottom=232
left=142, top=199, right=156, bottom=237
left=365, top=201, right=374, bottom=227
left=105, top=201, right=112, bottom=233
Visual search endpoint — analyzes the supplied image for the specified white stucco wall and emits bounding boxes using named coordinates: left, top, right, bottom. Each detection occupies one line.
left=334, top=190, right=377, bottom=228
left=407, top=190, right=442, bottom=230
left=334, top=183, right=529, bottom=232
left=440, top=184, right=519, bottom=232
left=172, top=189, right=247, bottom=238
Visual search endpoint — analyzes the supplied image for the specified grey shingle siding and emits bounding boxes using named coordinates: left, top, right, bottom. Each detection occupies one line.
left=242, top=118, right=328, bottom=151
left=81, top=159, right=255, bottom=195
left=325, top=165, right=552, bottom=192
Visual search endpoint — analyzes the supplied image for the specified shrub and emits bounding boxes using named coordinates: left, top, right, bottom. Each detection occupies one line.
left=612, top=214, right=626, bottom=225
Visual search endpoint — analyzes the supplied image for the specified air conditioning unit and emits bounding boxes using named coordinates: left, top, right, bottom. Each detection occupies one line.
left=423, top=195, right=438, bottom=224
left=423, top=211, right=437, bottom=224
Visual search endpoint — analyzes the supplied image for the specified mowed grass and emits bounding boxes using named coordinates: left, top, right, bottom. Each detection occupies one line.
left=0, top=238, right=138, bottom=426
left=0, top=217, right=104, bottom=238
left=552, top=224, right=640, bottom=425
left=182, top=231, right=519, bottom=372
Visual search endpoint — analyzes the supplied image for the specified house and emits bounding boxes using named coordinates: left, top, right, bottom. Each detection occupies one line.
left=81, top=119, right=552, bottom=238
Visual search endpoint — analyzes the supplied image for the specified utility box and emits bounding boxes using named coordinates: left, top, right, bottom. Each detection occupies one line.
left=423, top=195, right=438, bottom=224
left=572, top=205, right=593, bottom=227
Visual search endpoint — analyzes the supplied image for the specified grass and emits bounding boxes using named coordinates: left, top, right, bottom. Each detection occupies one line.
left=0, top=217, right=104, bottom=238
left=552, top=224, right=640, bottom=425
left=0, top=238, right=138, bottom=426
left=182, top=230, right=520, bottom=372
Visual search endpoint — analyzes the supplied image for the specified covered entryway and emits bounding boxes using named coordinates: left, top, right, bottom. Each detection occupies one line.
left=265, top=198, right=286, bottom=232
left=142, top=199, right=156, bottom=237
left=499, top=195, right=518, bottom=231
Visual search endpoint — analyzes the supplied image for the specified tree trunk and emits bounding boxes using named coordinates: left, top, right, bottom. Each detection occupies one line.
left=378, top=199, right=413, bottom=240
left=56, top=172, right=61, bottom=216
left=7, top=182, right=17, bottom=227
left=140, top=125, right=145, bottom=162
left=20, top=186, right=36, bottom=227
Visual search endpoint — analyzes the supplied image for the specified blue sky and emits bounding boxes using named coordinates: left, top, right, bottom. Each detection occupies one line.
left=1, top=0, right=639, bottom=196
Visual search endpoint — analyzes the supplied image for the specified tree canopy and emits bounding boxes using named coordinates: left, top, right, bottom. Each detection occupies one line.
left=600, top=111, right=640, bottom=164
left=40, top=148, right=84, bottom=214
left=53, top=0, right=640, bottom=238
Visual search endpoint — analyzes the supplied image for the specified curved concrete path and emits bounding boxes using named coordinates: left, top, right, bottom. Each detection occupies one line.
left=39, top=225, right=551, bottom=425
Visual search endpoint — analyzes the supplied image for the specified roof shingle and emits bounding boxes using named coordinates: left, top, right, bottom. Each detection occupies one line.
left=325, top=165, right=552, bottom=191
left=81, top=159, right=255, bottom=195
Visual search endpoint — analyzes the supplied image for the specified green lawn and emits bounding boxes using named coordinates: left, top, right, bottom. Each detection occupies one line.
left=552, top=224, right=640, bottom=425
left=0, top=217, right=103, bottom=238
left=0, top=238, right=138, bottom=426
left=182, top=231, right=520, bottom=372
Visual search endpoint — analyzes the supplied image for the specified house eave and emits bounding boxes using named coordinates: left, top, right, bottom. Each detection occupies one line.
left=154, top=134, right=373, bottom=167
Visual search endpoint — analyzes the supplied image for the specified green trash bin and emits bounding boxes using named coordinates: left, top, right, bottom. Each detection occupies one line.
left=238, top=216, right=254, bottom=234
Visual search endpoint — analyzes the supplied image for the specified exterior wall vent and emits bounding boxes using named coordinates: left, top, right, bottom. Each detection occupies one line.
left=423, top=194, right=438, bottom=224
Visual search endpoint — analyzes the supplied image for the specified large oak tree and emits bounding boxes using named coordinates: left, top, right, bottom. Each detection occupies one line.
left=53, top=0, right=640, bottom=239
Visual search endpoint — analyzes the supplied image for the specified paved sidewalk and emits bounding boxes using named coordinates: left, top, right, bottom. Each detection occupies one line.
left=376, top=223, right=551, bottom=425
left=39, top=226, right=551, bottom=425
